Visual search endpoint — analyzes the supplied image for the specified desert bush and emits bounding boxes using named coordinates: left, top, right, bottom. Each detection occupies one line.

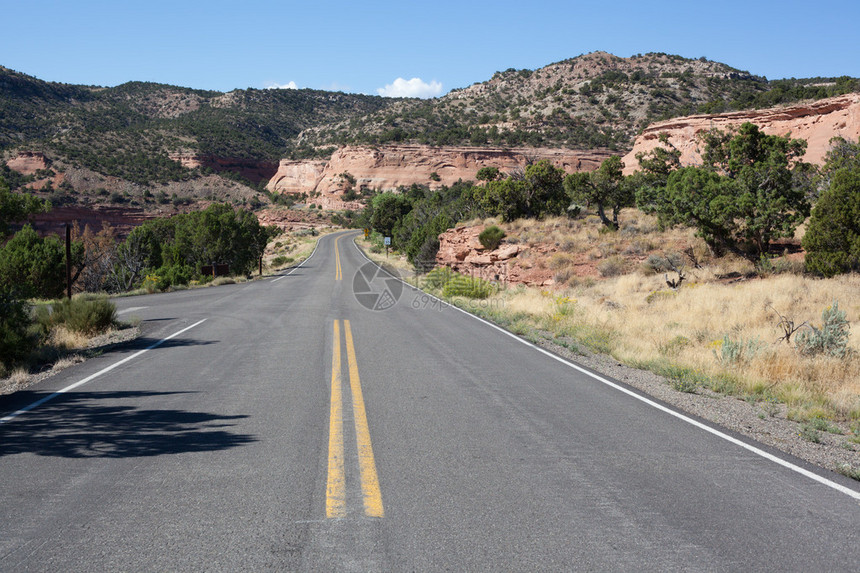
left=597, top=255, right=628, bottom=277
left=44, top=296, right=116, bottom=335
left=642, top=252, right=683, bottom=274
left=548, top=252, right=574, bottom=270
left=479, top=225, right=506, bottom=250
left=714, top=335, right=764, bottom=365
left=796, top=301, right=852, bottom=358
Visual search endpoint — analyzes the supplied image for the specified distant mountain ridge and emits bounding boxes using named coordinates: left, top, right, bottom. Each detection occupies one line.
left=1, top=53, right=858, bottom=202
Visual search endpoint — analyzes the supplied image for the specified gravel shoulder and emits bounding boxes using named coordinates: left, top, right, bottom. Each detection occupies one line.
left=0, top=324, right=140, bottom=396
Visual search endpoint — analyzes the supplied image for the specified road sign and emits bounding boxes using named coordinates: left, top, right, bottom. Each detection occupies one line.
left=384, top=237, right=391, bottom=246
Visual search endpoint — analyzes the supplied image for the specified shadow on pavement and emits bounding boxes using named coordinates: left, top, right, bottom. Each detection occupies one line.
left=0, top=390, right=256, bottom=458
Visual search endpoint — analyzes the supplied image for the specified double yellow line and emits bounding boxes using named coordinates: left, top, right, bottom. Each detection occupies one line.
left=327, top=320, right=384, bottom=518
left=334, top=235, right=343, bottom=281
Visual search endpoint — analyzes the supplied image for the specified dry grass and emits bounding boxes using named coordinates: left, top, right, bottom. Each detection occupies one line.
left=435, top=211, right=860, bottom=421
left=477, top=266, right=860, bottom=420
left=48, top=326, right=90, bottom=350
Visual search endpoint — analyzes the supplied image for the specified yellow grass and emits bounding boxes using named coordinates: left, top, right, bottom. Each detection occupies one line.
left=445, top=213, right=860, bottom=421
left=48, top=326, right=90, bottom=350
left=488, top=265, right=860, bottom=420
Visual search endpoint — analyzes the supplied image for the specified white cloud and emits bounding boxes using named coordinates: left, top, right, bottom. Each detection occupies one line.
left=265, top=81, right=298, bottom=90
left=376, top=77, right=443, bottom=98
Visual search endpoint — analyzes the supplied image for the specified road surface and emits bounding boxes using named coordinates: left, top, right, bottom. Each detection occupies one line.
left=1, top=231, right=858, bottom=571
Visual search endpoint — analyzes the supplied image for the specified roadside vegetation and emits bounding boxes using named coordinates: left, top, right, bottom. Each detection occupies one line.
left=359, top=129, right=860, bottom=430
left=0, top=175, right=331, bottom=378
left=0, top=292, right=129, bottom=385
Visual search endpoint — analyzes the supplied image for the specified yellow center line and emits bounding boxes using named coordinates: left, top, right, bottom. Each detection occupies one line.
left=334, top=235, right=342, bottom=281
left=344, top=320, right=385, bottom=518
left=326, top=320, right=346, bottom=518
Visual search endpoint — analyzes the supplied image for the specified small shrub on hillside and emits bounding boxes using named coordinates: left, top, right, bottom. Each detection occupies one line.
left=597, top=255, right=627, bottom=277
left=642, top=253, right=683, bottom=274
left=479, top=225, right=506, bottom=251
left=658, top=335, right=691, bottom=357
left=796, top=301, right=851, bottom=358
left=548, top=252, right=574, bottom=270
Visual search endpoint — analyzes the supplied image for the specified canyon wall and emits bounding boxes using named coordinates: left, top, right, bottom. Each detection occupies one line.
left=267, top=145, right=616, bottom=209
left=622, top=93, right=860, bottom=173
left=169, top=154, right=279, bottom=184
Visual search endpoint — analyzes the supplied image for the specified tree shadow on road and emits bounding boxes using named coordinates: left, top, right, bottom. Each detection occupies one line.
left=0, top=391, right=257, bottom=458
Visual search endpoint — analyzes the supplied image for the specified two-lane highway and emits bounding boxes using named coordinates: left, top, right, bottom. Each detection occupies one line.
left=1, top=231, right=858, bottom=571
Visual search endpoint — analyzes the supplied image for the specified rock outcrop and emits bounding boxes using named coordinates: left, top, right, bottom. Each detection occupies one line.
left=623, top=93, right=860, bottom=173
left=435, top=226, right=558, bottom=287
left=5, top=151, right=49, bottom=175
left=267, top=145, right=616, bottom=206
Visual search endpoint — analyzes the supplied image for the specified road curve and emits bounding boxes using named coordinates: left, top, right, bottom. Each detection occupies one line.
left=1, top=231, right=858, bottom=571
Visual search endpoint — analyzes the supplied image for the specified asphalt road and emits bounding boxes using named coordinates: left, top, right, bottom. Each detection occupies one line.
left=1, top=231, right=858, bottom=571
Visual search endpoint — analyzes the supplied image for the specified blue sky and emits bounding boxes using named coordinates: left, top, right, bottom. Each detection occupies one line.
left=2, top=1, right=858, bottom=97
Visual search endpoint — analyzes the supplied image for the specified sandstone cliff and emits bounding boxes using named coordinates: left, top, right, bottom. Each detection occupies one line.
left=622, top=93, right=860, bottom=173
left=267, top=145, right=616, bottom=208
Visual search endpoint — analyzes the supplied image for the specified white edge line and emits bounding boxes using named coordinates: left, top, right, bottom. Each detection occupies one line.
left=352, top=241, right=860, bottom=502
left=0, top=319, right=208, bottom=425
left=271, top=234, right=325, bottom=282
left=116, top=306, right=147, bottom=316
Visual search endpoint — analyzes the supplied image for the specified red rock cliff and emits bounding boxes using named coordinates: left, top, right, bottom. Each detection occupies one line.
left=267, top=145, right=616, bottom=208
left=622, top=93, right=860, bottom=173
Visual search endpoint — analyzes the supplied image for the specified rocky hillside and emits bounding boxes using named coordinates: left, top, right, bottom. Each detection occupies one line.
left=0, top=66, right=392, bottom=184
left=2, top=53, right=859, bottom=220
left=296, top=52, right=859, bottom=152
left=623, top=93, right=860, bottom=172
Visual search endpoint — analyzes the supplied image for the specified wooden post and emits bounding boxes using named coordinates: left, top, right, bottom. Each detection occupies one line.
left=65, top=223, right=72, bottom=300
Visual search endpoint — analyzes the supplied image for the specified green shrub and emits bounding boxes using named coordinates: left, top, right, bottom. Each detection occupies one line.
left=0, top=289, right=35, bottom=368
left=0, top=225, right=69, bottom=299
left=155, top=264, right=195, bottom=290
left=423, top=267, right=456, bottom=289
left=442, top=274, right=495, bottom=299
left=715, top=335, right=764, bottom=365
left=796, top=301, right=851, bottom=358
left=803, top=167, right=860, bottom=277
left=479, top=225, right=506, bottom=251
left=47, top=296, right=117, bottom=335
